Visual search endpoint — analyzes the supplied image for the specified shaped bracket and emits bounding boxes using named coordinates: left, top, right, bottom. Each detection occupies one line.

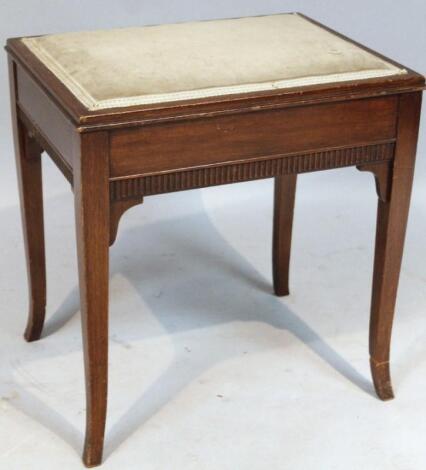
left=110, top=197, right=143, bottom=246
left=356, top=161, right=393, bottom=203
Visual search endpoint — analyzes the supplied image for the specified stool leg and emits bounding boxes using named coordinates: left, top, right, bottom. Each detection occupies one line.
left=74, top=133, right=110, bottom=467
left=9, top=58, right=46, bottom=342
left=369, top=92, right=422, bottom=400
left=14, top=119, right=46, bottom=342
left=273, top=175, right=297, bottom=296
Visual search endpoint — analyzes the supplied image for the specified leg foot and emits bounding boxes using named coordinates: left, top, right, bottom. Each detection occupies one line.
left=83, top=443, right=105, bottom=468
left=370, top=358, right=394, bottom=401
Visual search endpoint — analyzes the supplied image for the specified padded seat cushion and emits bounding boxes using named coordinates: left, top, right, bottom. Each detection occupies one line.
left=22, top=13, right=406, bottom=110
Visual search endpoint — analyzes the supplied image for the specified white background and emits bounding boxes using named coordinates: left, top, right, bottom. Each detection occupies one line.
left=0, top=2, right=425, bottom=469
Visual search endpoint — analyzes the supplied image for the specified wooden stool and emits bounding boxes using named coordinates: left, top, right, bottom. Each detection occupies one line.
left=6, top=13, right=425, bottom=467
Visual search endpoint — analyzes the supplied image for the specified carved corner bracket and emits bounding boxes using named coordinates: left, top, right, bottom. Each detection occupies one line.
left=356, top=161, right=393, bottom=203
left=109, top=197, right=143, bottom=246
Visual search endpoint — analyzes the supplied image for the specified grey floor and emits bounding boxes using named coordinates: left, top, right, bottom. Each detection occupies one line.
left=1, top=146, right=426, bottom=469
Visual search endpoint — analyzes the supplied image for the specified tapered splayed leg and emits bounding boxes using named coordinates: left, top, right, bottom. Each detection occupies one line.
left=74, top=132, right=110, bottom=467
left=368, top=92, right=422, bottom=400
left=272, top=175, right=297, bottom=296
left=16, top=123, right=46, bottom=342
left=9, top=58, right=46, bottom=342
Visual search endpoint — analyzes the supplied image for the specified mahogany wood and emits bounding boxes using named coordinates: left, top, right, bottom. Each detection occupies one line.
left=9, top=58, right=46, bottom=342
left=109, top=141, right=395, bottom=201
left=109, top=197, right=143, bottom=246
left=17, top=64, right=75, bottom=168
left=5, top=16, right=425, bottom=468
left=273, top=175, right=297, bottom=296
left=74, top=131, right=110, bottom=466
left=368, top=92, right=422, bottom=400
left=18, top=109, right=73, bottom=185
left=357, top=161, right=392, bottom=203
left=109, top=97, right=398, bottom=177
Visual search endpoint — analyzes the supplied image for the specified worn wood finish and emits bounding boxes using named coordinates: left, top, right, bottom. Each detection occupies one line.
left=368, top=92, right=422, bottom=400
left=273, top=175, right=297, bottom=296
left=74, top=132, right=110, bottom=467
left=9, top=58, right=46, bottom=342
left=5, top=16, right=425, bottom=468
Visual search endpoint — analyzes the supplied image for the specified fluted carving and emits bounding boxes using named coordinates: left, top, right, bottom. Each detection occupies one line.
left=110, top=142, right=395, bottom=201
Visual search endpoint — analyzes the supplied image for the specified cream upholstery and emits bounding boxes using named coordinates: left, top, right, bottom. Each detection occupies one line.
left=22, top=14, right=406, bottom=110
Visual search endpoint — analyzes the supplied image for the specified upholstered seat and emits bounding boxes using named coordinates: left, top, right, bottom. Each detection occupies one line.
left=22, top=13, right=406, bottom=110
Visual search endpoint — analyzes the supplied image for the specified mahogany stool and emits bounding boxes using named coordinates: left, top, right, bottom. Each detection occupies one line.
left=6, top=13, right=425, bottom=467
